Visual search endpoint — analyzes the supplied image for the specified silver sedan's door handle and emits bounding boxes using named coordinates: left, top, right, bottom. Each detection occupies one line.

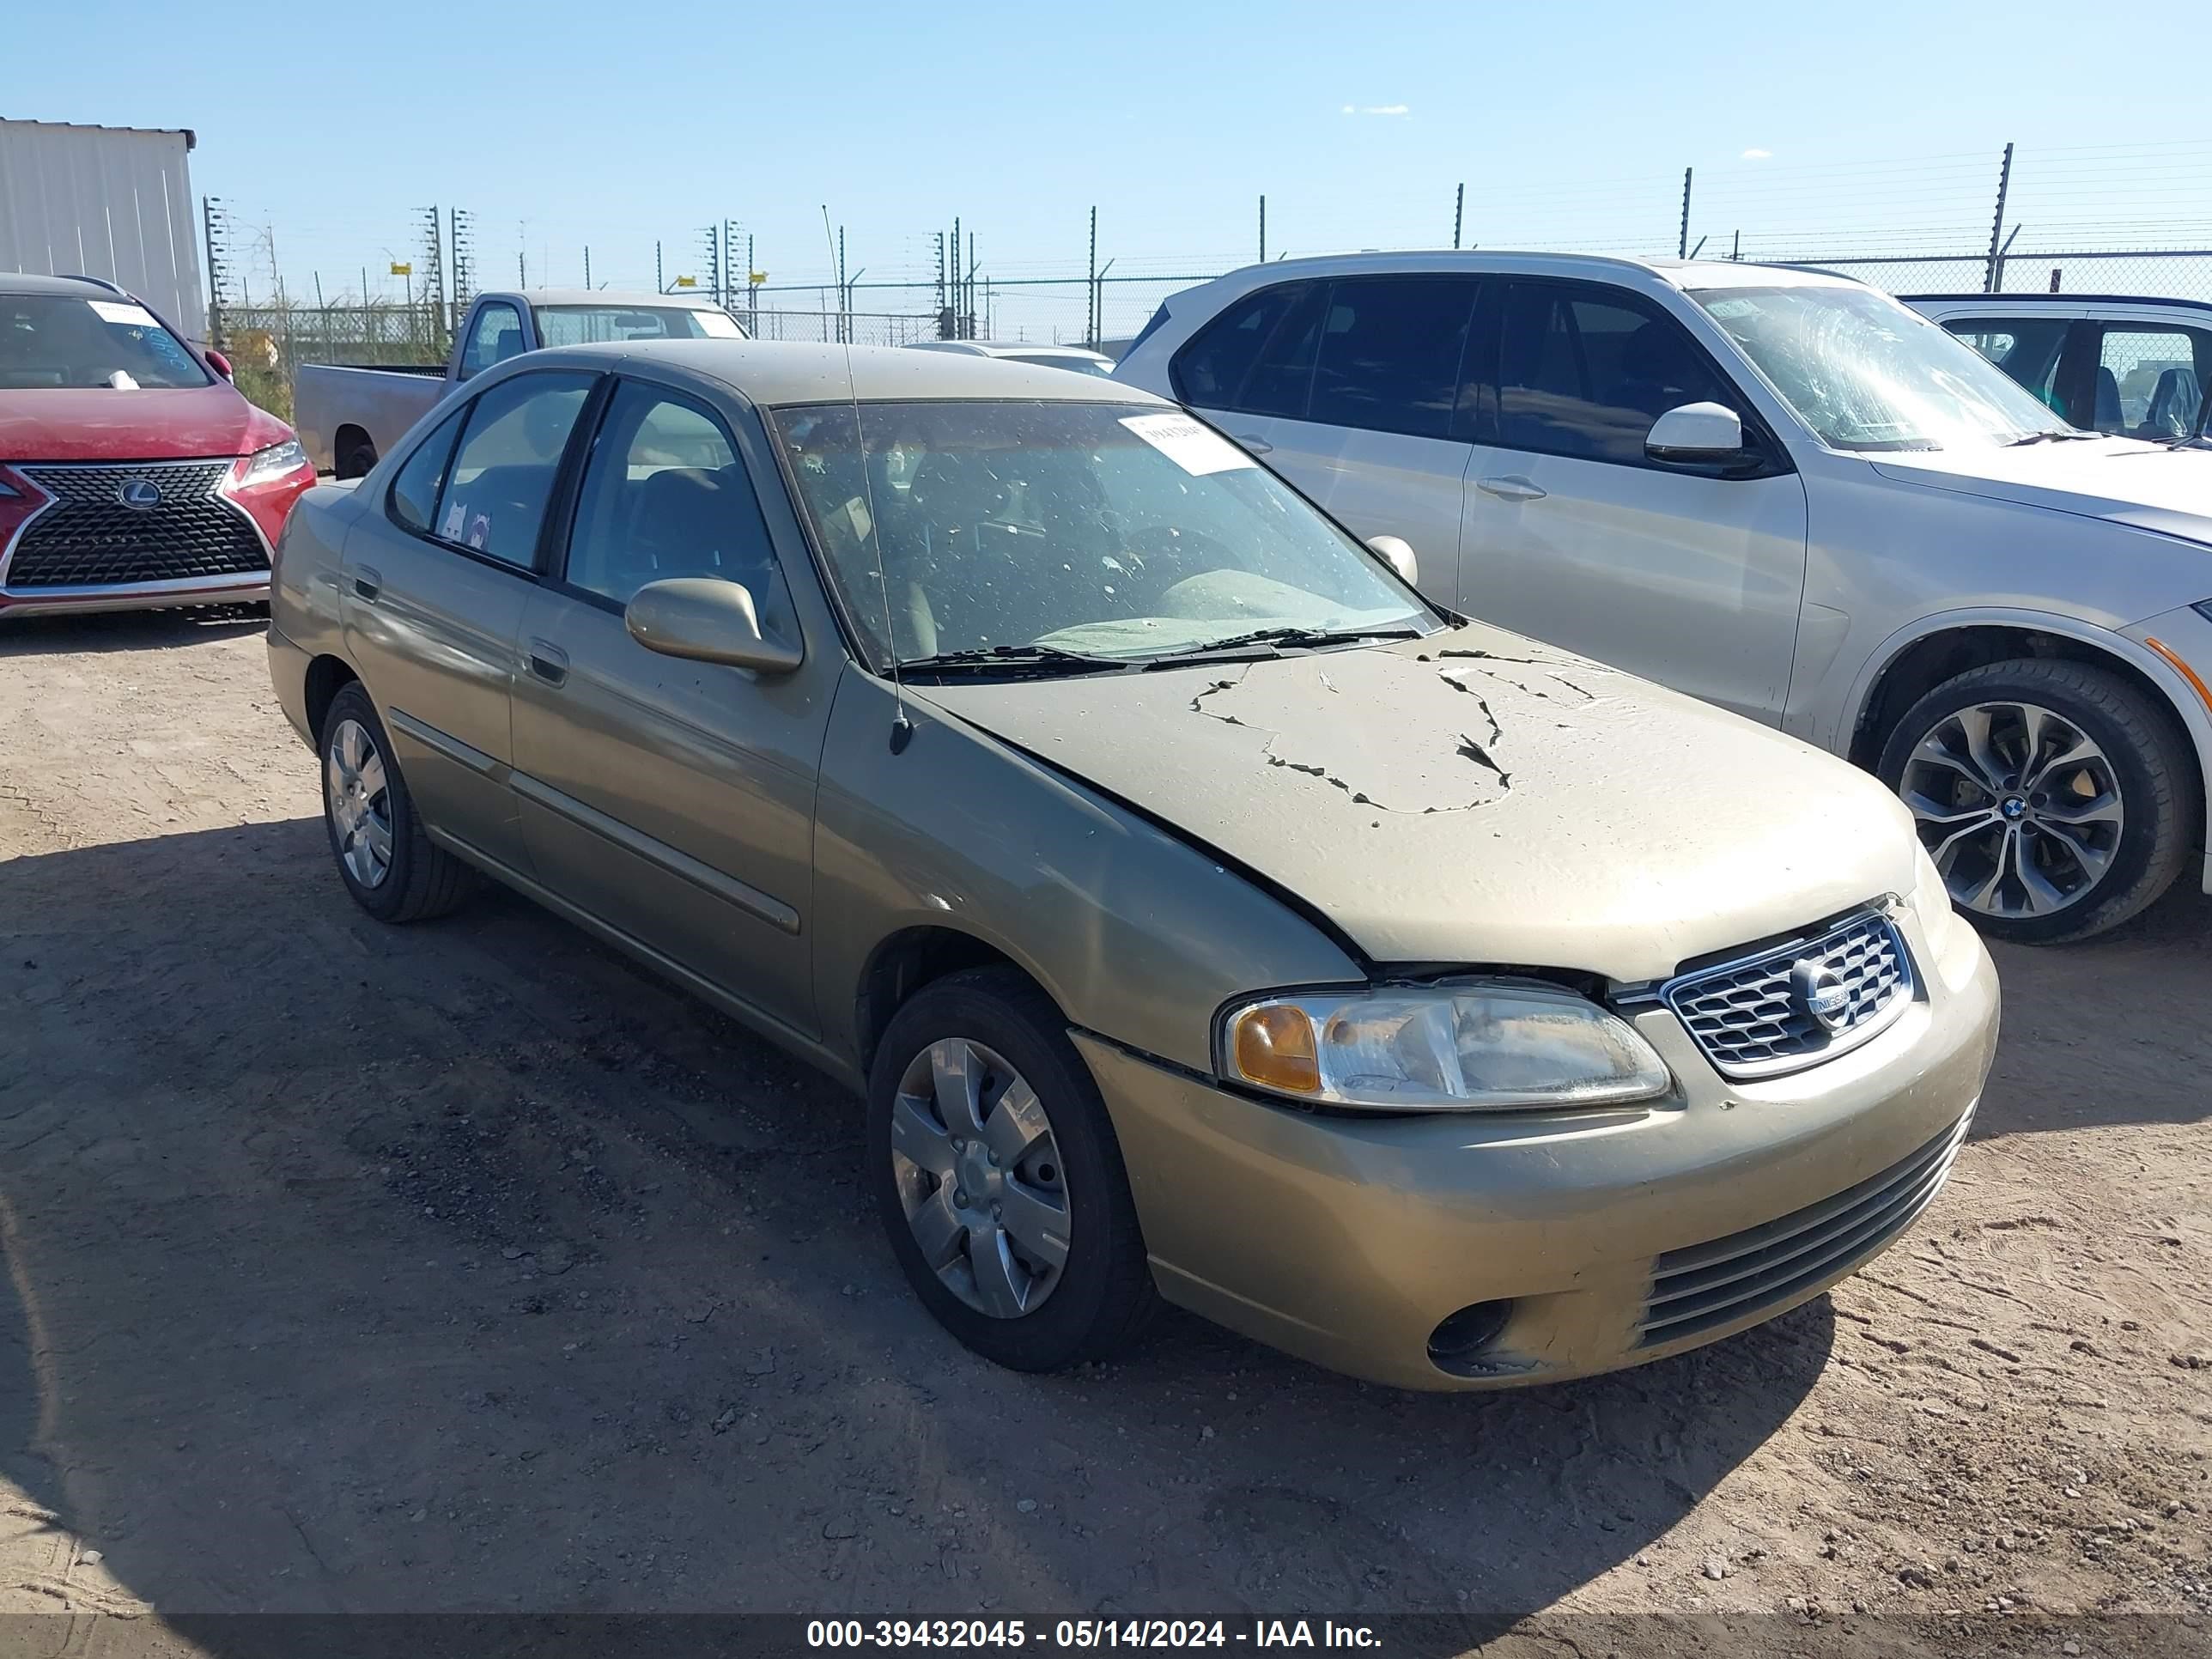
left=1475, top=475, right=1547, bottom=501
left=352, top=565, right=383, bottom=601
left=1235, top=433, right=1274, bottom=455
left=526, top=638, right=568, bottom=687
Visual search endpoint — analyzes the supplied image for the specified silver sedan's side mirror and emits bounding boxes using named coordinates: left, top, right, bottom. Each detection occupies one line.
left=1646, top=401, right=1747, bottom=463
left=626, top=577, right=804, bottom=674
left=1366, top=535, right=1419, bottom=587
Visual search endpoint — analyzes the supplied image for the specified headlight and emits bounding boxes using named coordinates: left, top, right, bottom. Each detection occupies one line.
left=1219, top=981, right=1671, bottom=1112
left=237, top=438, right=308, bottom=486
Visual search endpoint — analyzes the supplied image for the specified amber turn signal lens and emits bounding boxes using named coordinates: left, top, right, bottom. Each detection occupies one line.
left=1231, top=1005, right=1321, bottom=1094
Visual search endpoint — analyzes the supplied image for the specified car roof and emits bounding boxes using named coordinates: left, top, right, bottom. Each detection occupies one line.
left=1180, top=249, right=1863, bottom=297
left=514, top=288, right=726, bottom=310
left=1902, top=292, right=2212, bottom=312
left=0, top=271, right=132, bottom=299
left=526, top=339, right=1170, bottom=406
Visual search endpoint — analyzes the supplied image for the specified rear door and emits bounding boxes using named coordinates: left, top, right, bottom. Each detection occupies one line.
left=339, top=368, right=598, bottom=872
left=507, top=376, right=832, bottom=1038
left=2084, top=315, right=2212, bottom=439
left=1170, top=275, right=1479, bottom=605
left=1455, top=279, right=1808, bottom=725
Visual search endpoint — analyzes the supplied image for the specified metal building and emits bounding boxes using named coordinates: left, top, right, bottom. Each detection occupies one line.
left=0, top=118, right=205, bottom=341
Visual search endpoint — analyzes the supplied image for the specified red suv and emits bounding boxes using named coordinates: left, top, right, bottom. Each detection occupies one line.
left=0, top=272, right=316, bottom=618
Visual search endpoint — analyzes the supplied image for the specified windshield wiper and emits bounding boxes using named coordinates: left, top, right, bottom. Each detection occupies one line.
left=1155, top=624, right=1427, bottom=659
left=898, top=643, right=1132, bottom=678
left=2003, top=429, right=2101, bottom=446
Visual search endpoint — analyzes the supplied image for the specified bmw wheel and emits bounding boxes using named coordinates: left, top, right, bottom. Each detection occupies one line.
left=867, top=968, right=1158, bottom=1370
left=1879, top=658, right=2195, bottom=944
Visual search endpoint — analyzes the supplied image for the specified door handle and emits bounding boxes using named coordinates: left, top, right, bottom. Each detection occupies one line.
left=526, top=639, right=568, bottom=687
left=1235, top=433, right=1274, bottom=455
left=1475, top=475, right=1547, bottom=502
left=352, top=565, right=382, bottom=602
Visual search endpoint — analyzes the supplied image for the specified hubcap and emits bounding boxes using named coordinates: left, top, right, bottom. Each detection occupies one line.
left=889, top=1037, right=1070, bottom=1319
left=1899, top=701, right=2124, bottom=920
left=325, top=717, right=395, bottom=890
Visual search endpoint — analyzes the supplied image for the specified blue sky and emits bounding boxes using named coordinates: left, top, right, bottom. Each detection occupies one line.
left=15, top=0, right=2209, bottom=337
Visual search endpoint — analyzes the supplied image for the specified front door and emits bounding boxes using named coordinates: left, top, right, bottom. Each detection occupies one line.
left=1455, top=279, right=1809, bottom=726
left=338, top=369, right=598, bottom=871
left=507, top=378, right=832, bottom=1038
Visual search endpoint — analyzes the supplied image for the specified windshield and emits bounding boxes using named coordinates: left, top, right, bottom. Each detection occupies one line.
left=1690, top=284, right=2075, bottom=451
left=772, top=400, right=1436, bottom=669
left=0, top=294, right=210, bottom=390
left=532, top=305, right=742, bottom=344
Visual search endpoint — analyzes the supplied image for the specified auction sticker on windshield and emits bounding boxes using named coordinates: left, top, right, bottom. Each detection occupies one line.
left=87, top=300, right=161, bottom=329
left=696, top=311, right=743, bottom=337
left=1119, top=412, right=1255, bottom=477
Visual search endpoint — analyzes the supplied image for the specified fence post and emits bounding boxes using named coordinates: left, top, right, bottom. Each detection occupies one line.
left=1259, top=194, right=1266, bottom=264
left=1678, top=167, right=1692, bottom=260
left=1087, top=207, right=1097, bottom=348
left=1983, top=141, right=2014, bottom=294
left=1454, top=183, right=1464, bottom=251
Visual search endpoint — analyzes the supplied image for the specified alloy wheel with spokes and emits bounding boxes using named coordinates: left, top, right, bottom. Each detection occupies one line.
left=890, top=1036, right=1071, bottom=1319
left=325, top=715, right=395, bottom=890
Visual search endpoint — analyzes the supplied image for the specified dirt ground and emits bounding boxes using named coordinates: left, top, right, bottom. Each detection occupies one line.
left=0, top=610, right=2207, bottom=1657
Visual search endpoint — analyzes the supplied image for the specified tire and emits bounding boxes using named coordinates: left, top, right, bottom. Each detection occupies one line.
left=319, top=682, right=475, bottom=923
left=867, top=967, right=1159, bottom=1371
left=337, top=436, right=378, bottom=481
left=1878, top=657, right=2196, bottom=944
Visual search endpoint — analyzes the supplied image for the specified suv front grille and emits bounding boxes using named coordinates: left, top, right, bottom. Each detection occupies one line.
left=1636, top=1108, right=1970, bottom=1349
left=1662, top=910, right=1912, bottom=1080
left=6, top=461, right=267, bottom=589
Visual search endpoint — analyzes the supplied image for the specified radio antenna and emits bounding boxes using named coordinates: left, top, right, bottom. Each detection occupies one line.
left=824, top=205, right=911, bottom=754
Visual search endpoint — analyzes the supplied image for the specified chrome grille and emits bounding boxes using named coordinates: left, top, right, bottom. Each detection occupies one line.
left=1637, top=1108, right=1971, bottom=1349
left=6, top=461, right=267, bottom=589
left=1662, top=911, right=1912, bottom=1080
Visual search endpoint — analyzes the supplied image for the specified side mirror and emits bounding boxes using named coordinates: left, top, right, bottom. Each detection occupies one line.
left=1366, top=534, right=1419, bottom=587
left=625, top=577, right=804, bottom=674
left=1646, top=401, right=1746, bottom=464
left=204, top=348, right=234, bottom=382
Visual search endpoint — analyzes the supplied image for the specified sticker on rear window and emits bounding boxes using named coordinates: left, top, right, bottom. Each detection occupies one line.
left=694, top=311, right=742, bottom=338
left=1118, top=412, right=1255, bottom=476
left=88, top=299, right=160, bottom=329
left=441, top=500, right=467, bottom=540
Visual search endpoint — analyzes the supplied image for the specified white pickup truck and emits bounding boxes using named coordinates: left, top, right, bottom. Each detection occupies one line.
left=293, top=288, right=745, bottom=477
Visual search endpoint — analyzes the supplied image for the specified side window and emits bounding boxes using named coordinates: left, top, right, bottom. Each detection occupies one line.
left=459, top=303, right=525, bottom=380
left=435, top=372, right=596, bottom=568
left=1308, top=276, right=1479, bottom=440
left=1942, top=317, right=2070, bottom=416
left=1170, top=281, right=1324, bottom=418
left=2094, top=325, right=2209, bottom=439
left=562, top=381, right=798, bottom=635
left=1497, top=283, right=1737, bottom=465
left=386, top=404, right=467, bottom=534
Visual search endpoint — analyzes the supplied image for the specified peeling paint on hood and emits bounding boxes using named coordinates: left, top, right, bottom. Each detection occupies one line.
left=912, top=621, right=1920, bottom=982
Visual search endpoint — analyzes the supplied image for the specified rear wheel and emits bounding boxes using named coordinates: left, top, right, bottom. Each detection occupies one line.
left=1879, top=658, right=2195, bottom=944
left=336, top=434, right=378, bottom=480
left=868, top=969, right=1158, bottom=1371
left=319, top=682, right=475, bottom=923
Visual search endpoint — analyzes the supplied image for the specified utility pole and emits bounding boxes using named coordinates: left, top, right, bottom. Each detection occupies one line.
left=1454, top=182, right=1464, bottom=250
left=584, top=246, right=592, bottom=288
left=449, top=208, right=476, bottom=336
left=200, top=195, right=229, bottom=347
left=1678, top=167, right=1692, bottom=260
left=1259, top=194, right=1266, bottom=263
left=836, top=225, right=847, bottom=343
left=656, top=240, right=664, bottom=294
left=1087, top=206, right=1097, bottom=348
left=966, top=232, right=975, bottom=339
left=419, top=206, right=446, bottom=351
left=1984, top=141, right=2015, bottom=294
left=747, top=233, right=757, bottom=330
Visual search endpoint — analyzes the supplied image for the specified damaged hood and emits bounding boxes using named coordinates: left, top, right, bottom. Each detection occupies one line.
left=914, top=623, right=1919, bottom=983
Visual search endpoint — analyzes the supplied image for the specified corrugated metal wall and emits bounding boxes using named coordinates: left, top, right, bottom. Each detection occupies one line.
left=0, top=119, right=205, bottom=341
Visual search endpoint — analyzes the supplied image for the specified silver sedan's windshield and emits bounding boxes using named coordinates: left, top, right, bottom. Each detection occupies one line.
left=772, top=400, right=1437, bottom=669
left=1691, top=284, right=2077, bottom=451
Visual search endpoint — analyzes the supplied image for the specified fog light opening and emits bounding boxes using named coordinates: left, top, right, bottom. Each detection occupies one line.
left=1426, top=1299, right=1516, bottom=1375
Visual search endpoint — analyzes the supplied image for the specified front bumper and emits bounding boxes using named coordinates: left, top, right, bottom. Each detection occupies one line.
left=0, top=572, right=270, bottom=619
left=1079, top=902, right=2000, bottom=1390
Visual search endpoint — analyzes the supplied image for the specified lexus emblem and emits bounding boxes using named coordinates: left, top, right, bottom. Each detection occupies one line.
left=1792, top=960, right=1852, bottom=1034
left=117, top=478, right=162, bottom=511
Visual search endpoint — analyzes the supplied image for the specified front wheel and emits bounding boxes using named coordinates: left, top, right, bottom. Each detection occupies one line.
left=1879, top=658, right=2196, bottom=944
left=867, top=968, right=1158, bottom=1371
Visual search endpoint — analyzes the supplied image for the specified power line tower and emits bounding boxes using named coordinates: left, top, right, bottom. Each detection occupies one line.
left=448, top=208, right=477, bottom=336
left=201, top=196, right=234, bottom=347
left=417, top=206, right=447, bottom=351
left=723, top=220, right=744, bottom=315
